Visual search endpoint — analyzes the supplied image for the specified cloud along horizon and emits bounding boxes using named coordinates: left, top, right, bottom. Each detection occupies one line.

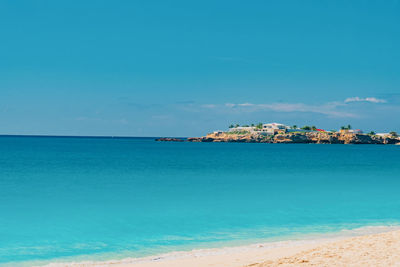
left=344, top=97, right=387, bottom=104
left=203, top=96, right=388, bottom=118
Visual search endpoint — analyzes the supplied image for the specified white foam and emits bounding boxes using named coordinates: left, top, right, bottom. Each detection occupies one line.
left=34, top=224, right=400, bottom=267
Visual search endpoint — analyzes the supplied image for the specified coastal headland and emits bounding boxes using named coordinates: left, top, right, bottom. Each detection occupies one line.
left=184, top=131, right=400, bottom=144
left=157, top=123, right=400, bottom=144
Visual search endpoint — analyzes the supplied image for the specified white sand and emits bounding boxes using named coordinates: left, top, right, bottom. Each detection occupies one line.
left=251, top=230, right=400, bottom=267
left=41, top=227, right=400, bottom=267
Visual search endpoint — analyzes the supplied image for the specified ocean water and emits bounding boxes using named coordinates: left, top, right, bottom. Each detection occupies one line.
left=0, top=136, right=400, bottom=265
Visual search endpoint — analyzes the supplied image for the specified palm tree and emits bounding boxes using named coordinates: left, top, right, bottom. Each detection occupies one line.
left=347, top=124, right=352, bottom=130
left=256, top=123, right=263, bottom=129
left=251, top=123, right=255, bottom=127
left=235, top=124, right=240, bottom=128
left=302, top=126, right=311, bottom=130
left=229, top=124, right=234, bottom=128
left=368, top=131, right=376, bottom=135
left=292, top=125, right=297, bottom=129
left=311, top=126, right=317, bottom=131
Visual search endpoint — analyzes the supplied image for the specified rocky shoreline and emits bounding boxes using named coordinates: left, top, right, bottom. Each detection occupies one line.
left=157, top=131, right=400, bottom=145
left=155, top=137, right=185, bottom=142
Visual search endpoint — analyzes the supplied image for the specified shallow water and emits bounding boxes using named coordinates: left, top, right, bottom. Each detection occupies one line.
left=1, top=136, right=399, bottom=264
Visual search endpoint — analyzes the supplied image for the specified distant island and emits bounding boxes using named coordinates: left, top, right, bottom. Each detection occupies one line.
left=157, top=122, right=400, bottom=145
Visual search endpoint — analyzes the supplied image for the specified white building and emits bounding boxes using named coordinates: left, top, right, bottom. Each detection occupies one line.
left=262, top=123, right=289, bottom=134
left=228, top=123, right=290, bottom=134
left=376, top=133, right=389, bottom=137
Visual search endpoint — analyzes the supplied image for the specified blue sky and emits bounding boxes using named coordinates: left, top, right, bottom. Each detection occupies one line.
left=1, top=0, right=399, bottom=136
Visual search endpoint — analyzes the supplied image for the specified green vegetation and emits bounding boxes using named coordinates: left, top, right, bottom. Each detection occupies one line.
left=227, top=130, right=250, bottom=135
left=390, top=131, right=398, bottom=137
left=225, top=123, right=375, bottom=138
left=341, top=125, right=352, bottom=130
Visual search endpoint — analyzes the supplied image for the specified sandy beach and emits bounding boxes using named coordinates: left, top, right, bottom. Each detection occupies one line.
left=42, top=228, right=400, bottom=267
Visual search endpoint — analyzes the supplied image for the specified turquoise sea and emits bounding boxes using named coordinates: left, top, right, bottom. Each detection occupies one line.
left=1, top=136, right=400, bottom=265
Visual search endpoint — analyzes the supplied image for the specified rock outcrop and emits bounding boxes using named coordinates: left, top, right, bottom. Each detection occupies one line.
left=158, top=132, right=400, bottom=145
left=187, top=132, right=271, bottom=143
left=155, top=137, right=185, bottom=142
left=274, top=133, right=310, bottom=143
left=187, top=132, right=400, bottom=145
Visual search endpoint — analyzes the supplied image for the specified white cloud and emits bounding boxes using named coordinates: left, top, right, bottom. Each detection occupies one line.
left=225, top=103, right=255, bottom=108
left=237, top=103, right=254, bottom=107
left=225, top=103, right=235, bottom=108
left=182, top=96, right=389, bottom=118
left=344, top=97, right=386, bottom=103
left=225, top=102, right=356, bottom=118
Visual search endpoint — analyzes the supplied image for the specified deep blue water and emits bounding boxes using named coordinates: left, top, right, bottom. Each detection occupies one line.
left=0, top=136, right=400, bottom=265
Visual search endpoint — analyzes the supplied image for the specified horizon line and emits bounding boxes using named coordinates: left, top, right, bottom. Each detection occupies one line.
left=0, top=134, right=187, bottom=139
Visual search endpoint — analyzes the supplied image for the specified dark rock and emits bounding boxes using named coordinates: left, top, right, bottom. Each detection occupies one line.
left=155, top=138, right=185, bottom=142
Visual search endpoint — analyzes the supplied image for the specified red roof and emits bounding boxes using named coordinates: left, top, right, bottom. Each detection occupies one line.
left=316, top=129, right=325, bottom=132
